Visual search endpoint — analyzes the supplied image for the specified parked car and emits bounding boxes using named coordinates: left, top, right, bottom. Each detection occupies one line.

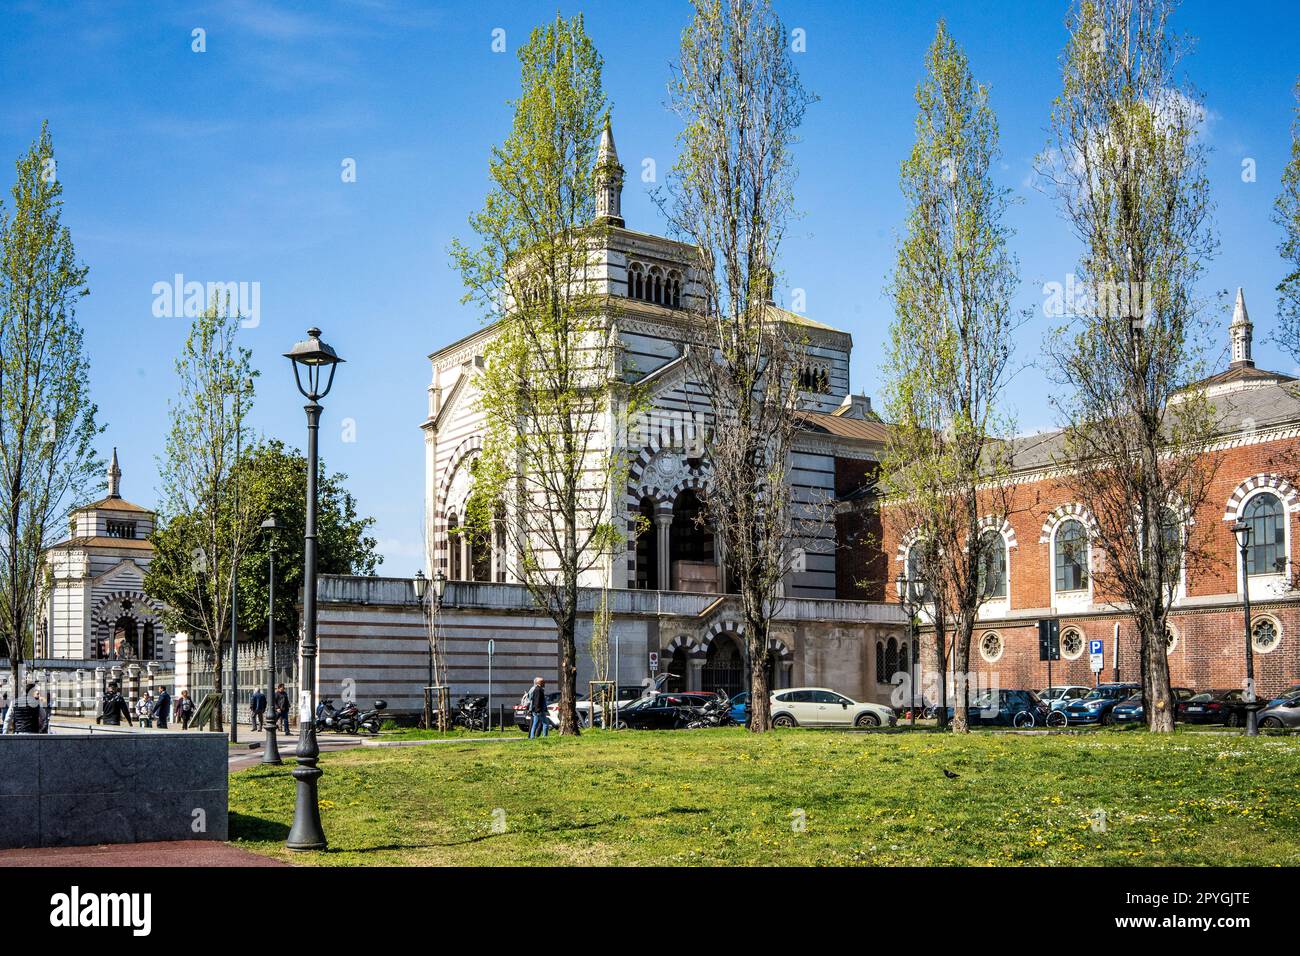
left=1179, top=688, right=1258, bottom=726
left=612, top=692, right=720, bottom=730
left=1111, top=687, right=1195, bottom=724
left=1038, top=685, right=1092, bottom=713
left=1267, top=684, right=1300, bottom=707
left=947, top=689, right=1049, bottom=727
left=769, top=688, right=895, bottom=728
left=727, top=691, right=750, bottom=725
left=512, top=691, right=562, bottom=733
left=1258, top=691, right=1300, bottom=730
left=1061, top=683, right=1142, bottom=725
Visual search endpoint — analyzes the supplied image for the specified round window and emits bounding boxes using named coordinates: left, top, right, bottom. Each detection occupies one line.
left=1060, top=628, right=1084, bottom=660
left=1252, top=617, right=1281, bottom=654
left=1164, top=626, right=1178, bottom=654
left=978, top=630, right=1004, bottom=663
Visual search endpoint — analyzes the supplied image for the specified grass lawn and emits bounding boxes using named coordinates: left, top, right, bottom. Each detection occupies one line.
left=228, top=727, right=1300, bottom=866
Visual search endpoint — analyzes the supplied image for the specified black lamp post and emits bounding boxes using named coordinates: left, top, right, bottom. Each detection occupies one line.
left=261, top=514, right=282, bottom=765
left=283, top=327, right=343, bottom=850
left=896, top=572, right=921, bottom=726
left=1232, top=519, right=1259, bottom=737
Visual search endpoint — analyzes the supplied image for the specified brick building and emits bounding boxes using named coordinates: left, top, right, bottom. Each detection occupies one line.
left=877, top=290, right=1300, bottom=700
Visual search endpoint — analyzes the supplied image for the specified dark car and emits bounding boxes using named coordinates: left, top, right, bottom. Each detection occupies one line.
left=1179, top=688, right=1259, bottom=727
left=945, top=689, right=1048, bottom=727
left=1061, top=683, right=1142, bottom=725
left=614, top=692, right=720, bottom=730
left=1111, top=687, right=1195, bottom=724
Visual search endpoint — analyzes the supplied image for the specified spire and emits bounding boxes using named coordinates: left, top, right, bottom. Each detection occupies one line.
left=1229, top=287, right=1253, bottom=368
left=594, top=115, right=625, bottom=227
left=107, top=447, right=121, bottom=498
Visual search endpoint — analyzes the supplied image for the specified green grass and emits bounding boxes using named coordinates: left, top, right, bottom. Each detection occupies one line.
left=228, top=727, right=1300, bottom=866
left=368, top=726, right=520, bottom=741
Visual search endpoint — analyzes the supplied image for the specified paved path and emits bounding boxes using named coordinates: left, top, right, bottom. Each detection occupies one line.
left=0, top=840, right=290, bottom=867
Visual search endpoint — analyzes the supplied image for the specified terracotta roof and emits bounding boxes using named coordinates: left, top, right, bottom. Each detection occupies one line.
left=48, top=536, right=154, bottom=551
left=74, top=497, right=153, bottom=514
left=1192, top=364, right=1296, bottom=390
left=797, top=411, right=890, bottom=443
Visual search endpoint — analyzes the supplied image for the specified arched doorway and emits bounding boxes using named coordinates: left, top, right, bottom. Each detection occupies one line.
left=634, top=497, right=658, bottom=589
left=111, top=616, right=138, bottom=659
left=669, top=489, right=716, bottom=592
left=665, top=646, right=689, bottom=692
left=702, top=634, right=744, bottom=697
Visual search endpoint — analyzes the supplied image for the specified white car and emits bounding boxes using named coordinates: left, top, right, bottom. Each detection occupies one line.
left=769, top=687, right=895, bottom=728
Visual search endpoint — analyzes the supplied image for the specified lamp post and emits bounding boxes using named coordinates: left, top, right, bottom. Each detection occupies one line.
left=283, top=327, right=343, bottom=850
left=896, top=572, right=920, bottom=726
left=261, top=515, right=282, bottom=765
left=1232, top=519, right=1259, bottom=737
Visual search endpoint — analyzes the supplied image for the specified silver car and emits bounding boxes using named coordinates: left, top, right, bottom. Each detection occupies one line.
left=1258, top=692, right=1300, bottom=730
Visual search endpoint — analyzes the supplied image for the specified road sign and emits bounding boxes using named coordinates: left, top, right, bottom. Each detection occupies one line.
left=487, top=639, right=495, bottom=656
left=1089, top=639, right=1104, bottom=655
left=648, top=651, right=659, bottom=672
left=1089, top=654, right=1104, bottom=673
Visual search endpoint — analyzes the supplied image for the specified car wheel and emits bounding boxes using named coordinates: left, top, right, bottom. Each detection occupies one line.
left=1100, top=711, right=1113, bottom=726
left=1013, top=710, right=1036, bottom=729
left=1046, top=710, right=1067, bottom=728
left=854, top=712, right=880, bottom=728
left=1260, top=716, right=1283, bottom=730
left=772, top=714, right=797, bottom=728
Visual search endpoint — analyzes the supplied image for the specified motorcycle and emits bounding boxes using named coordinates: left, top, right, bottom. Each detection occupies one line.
left=685, top=694, right=738, bottom=729
left=356, top=699, right=387, bottom=735
left=314, top=698, right=362, bottom=734
left=453, top=694, right=489, bottom=731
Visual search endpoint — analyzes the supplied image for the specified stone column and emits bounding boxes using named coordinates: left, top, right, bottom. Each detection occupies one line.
left=713, top=534, right=726, bottom=593
left=655, top=512, right=672, bottom=591
left=687, top=657, right=705, bottom=692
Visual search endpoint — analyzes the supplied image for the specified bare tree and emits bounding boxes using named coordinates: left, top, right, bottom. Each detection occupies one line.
left=657, top=0, right=816, bottom=732
left=0, top=123, right=103, bottom=690
left=1276, top=78, right=1300, bottom=363
left=1036, top=0, right=1219, bottom=732
left=879, top=21, right=1023, bottom=733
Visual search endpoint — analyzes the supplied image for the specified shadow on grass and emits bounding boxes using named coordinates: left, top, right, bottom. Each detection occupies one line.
left=331, top=819, right=607, bottom=854
left=229, top=812, right=290, bottom=842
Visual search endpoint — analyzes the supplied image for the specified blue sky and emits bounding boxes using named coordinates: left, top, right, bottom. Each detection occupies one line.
left=1, top=0, right=1296, bottom=570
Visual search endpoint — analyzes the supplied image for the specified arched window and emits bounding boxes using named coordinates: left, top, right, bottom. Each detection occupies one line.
left=884, top=638, right=899, bottom=679
left=1054, top=519, right=1089, bottom=592
left=1159, top=507, right=1183, bottom=583
left=447, top=512, right=462, bottom=581
left=1243, top=493, right=1286, bottom=576
left=494, top=504, right=507, bottom=583
left=875, top=641, right=886, bottom=683
left=897, top=641, right=909, bottom=674
left=671, top=276, right=681, bottom=308
left=905, top=543, right=931, bottom=603
left=978, top=529, right=1007, bottom=599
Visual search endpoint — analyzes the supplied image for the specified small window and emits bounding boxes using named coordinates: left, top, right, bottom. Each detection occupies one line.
left=978, top=630, right=1004, bottom=663
left=1252, top=617, right=1281, bottom=654
left=1054, top=519, right=1089, bottom=592
left=1060, top=627, right=1084, bottom=660
left=105, top=520, right=137, bottom=539
left=978, top=529, right=1007, bottom=599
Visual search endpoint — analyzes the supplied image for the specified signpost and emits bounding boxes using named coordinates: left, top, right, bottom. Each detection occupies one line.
left=1089, top=638, right=1104, bottom=683
left=648, top=651, right=659, bottom=674
left=1038, top=619, right=1060, bottom=695
left=487, top=638, right=495, bottom=731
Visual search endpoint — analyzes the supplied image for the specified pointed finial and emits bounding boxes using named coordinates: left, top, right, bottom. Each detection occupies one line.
left=107, top=447, right=122, bottom=499
left=1229, top=287, right=1253, bottom=368
left=594, top=114, right=625, bottom=227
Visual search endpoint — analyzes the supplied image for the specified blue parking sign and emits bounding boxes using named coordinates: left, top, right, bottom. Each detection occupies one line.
left=1089, top=639, right=1104, bottom=655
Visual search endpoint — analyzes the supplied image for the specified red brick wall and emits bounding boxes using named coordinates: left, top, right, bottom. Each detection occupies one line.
left=879, top=434, right=1300, bottom=697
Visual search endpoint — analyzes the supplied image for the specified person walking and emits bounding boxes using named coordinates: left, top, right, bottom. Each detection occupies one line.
left=152, top=685, right=171, bottom=730
left=273, top=683, right=290, bottom=734
left=177, top=690, right=195, bottom=730
left=527, top=676, right=550, bottom=738
left=250, top=687, right=266, bottom=732
left=137, top=691, right=154, bottom=728
left=1, top=683, right=45, bottom=734
left=98, top=682, right=133, bottom=727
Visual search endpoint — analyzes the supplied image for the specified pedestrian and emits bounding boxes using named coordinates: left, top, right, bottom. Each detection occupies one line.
left=152, top=685, right=171, bottom=730
left=1, top=683, right=45, bottom=734
left=137, top=691, right=154, bottom=728
left=250, top=687, right=266, bottom=732
left=273, top=683, right=290, bottom=734
left=98, top=681, right=133, bottom=726
left=177, top=690, right=194, bottom=729
left=527, top=676, right=550, bottom=738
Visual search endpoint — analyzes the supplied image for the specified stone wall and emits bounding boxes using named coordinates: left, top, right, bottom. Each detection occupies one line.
left=0, top=729, right=228, bottom=849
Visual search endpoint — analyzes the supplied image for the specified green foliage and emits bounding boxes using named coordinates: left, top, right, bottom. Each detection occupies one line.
left=0, top=122, right=103, bottom=676
left=1276, top=79, right=1300, bottom=362
left=232, top=440, right=382, bottom=639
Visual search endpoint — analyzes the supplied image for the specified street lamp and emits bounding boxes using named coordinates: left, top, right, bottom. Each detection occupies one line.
left=896, top=572, right=921, bottom=726
left=1232, top=519, right=1259, bottom=737
left=261, top=514, right=282, bottom=765
left=283, top=327, right=344, bottom=851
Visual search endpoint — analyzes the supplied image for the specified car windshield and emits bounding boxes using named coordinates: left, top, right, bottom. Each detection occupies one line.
left=1188, top=693, right=1212, bottom=702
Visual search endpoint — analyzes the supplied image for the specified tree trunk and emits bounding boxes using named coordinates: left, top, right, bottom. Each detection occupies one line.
left=747, top=628, right=771, bottom=733
left=1142, top=615, right=1176, bottom=732
left=211, top=641, right=224, bottom=732
left=950, top=615, right=974, bottom=734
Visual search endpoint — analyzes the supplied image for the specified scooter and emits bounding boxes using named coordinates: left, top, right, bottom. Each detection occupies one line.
left=685, top=694, right=737, bottom=729
left=356, top=699, right=387, bottom=735
left=314, top=698, right=362, bottom=734
left=453, top=695, right=489, bottom=731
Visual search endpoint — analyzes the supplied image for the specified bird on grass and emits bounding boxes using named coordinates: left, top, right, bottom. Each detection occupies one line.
left=942, top=768, right=960, bottom=780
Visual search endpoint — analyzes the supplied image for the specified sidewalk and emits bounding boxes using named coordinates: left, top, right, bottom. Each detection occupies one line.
left=0, top=841, right=290, bottom=867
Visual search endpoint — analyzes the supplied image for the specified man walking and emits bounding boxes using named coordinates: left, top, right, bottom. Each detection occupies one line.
left=1, top=682, right=46, bottom=734
left=527, top=676, right=550, bottom=738
left=250, top=687, right=266, bottom=732
left=98, top=682, right=133, bottom=726
left=152, top=685, right=171, bottom=730
left=273, top=682, right=290, bottom=735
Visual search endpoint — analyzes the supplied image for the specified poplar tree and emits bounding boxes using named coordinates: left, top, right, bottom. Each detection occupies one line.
left=1276, top=79, right=1300, bottom=362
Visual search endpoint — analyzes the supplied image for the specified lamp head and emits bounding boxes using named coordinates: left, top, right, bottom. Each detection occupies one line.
left=433, top=568, right=447, bottom=602
left=261, top=514, right=280, bottom=533
left=284, top=327, right=344, bottom=401
left=412, top=569, right=428, bottom=601
left=1232, top=519, right=1251, bottom=551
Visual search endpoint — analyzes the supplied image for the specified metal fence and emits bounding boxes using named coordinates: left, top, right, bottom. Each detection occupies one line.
left=188, top=638, right=298, bottom=728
